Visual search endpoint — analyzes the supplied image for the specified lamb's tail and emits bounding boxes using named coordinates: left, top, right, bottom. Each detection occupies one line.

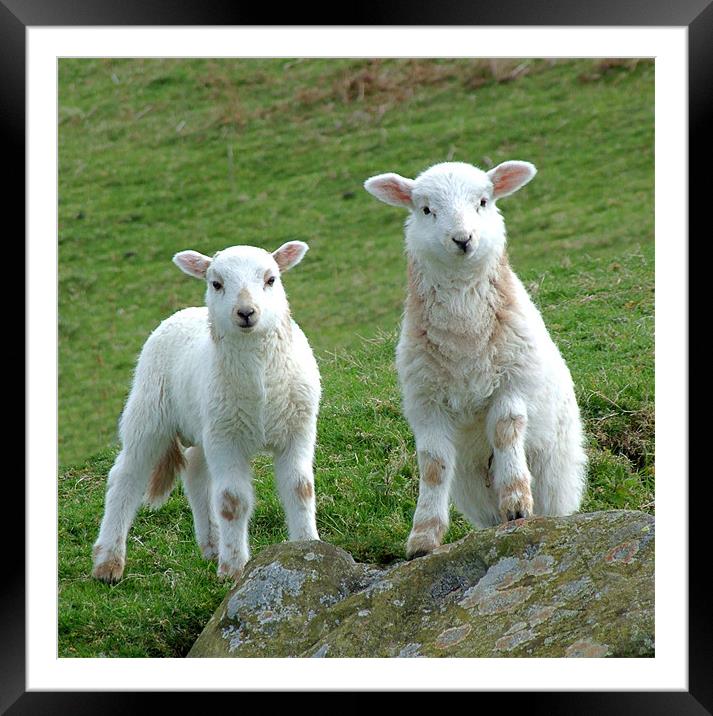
left=144, top=437, right=185, bottom=509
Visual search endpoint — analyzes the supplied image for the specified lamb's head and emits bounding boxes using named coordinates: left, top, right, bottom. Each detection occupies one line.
left=173, top=241, right=308, bottom=337
left=364, top=160, right=536, bottom=270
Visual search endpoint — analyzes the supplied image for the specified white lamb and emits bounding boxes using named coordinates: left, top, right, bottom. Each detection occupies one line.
left=364, top=160, right=587, bottom=559
left=92, top=242, right=320, bottom=583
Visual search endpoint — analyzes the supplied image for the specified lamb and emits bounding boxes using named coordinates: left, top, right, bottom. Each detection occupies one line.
left=364, top=160, right=587, bottom=559
left=92, top=241, right=320, bottom=583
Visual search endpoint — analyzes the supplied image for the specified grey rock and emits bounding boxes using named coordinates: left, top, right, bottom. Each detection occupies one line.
left=188, top=510, right=654, bottom=658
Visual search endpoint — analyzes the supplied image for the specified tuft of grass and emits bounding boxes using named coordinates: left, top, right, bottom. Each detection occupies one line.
left=58, top=58, right=653, bottom=657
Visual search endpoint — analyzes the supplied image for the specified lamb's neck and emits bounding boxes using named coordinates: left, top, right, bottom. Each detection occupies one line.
left=405, top=249, right=516, bottom=349
left=211, top=314, right=293, bottom=373
left=407, top=249, right=506, bottom=307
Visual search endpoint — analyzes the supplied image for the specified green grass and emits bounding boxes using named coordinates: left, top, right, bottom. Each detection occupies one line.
left=58, top=58, right=654, bottom=657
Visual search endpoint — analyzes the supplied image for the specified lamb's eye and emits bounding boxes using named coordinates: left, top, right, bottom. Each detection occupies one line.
left=265, top=276, right=276, bottom=287
left=211, top=281, right=222, bottom=291
left=422, top=206, right=431, bottom=215
left=480, top=198, right=488, bottom=208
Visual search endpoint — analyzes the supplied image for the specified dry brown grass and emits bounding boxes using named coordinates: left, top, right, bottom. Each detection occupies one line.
left=292, top=59, right=540, bottom=111
left=193, top=57, right=649, bottom=131
left=578, top=58, right=643, bottom=83
left=588, top=404, right=654, bottom=472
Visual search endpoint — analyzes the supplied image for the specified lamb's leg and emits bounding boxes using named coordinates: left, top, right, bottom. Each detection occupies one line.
left=450, top=423, right=502, bottom=528
left=405, top=412, right=456, bottom=559
left=273, top=435, right=319, bottom=542
left=486, top=397, right=534, bottom=522
left=181, top=445, right=218, bottom=560
left=204, top=441, right=254, bottom=581
left=92, top=441, right=169, bottom=583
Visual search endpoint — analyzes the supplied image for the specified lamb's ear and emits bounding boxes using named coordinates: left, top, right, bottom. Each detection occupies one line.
left=273, top=241, right=309, bottom=272
left=173, top=250, right=212, bottom=279
left=487, top=161, right=537, bottom=200
left=364, top=173, right=415, bottom=209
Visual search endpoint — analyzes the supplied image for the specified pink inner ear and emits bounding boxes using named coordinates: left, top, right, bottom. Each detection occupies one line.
left=492, top=166, right=528, bottom=196
left=381, top=179, right=412, bottom=205
left=274, top=244, right=302, bottom=271
left=179, top=252, right=210, bottom=277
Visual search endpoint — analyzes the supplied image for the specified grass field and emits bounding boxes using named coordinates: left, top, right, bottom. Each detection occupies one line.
left=58, top=58, right=654, bottom=657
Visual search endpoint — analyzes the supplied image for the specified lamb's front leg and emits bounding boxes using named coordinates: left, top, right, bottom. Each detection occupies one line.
left=204, top=439, right=254, bottom=580
left=273, top=433, right=319, bottom=542
left=405, top=411, right=456, bottom=559
left=486, top=396, right=534, bottom=522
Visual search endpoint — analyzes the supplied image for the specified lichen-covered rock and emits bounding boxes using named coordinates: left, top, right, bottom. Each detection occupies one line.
left=188, top=511, right=654, bottom=658
left=187, top=539, right=383, bottom=657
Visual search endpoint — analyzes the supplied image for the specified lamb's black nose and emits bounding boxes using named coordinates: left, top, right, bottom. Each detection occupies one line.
left=452, top=236, right=472, bottom=253
left=237, top=307, right=255, bottom=320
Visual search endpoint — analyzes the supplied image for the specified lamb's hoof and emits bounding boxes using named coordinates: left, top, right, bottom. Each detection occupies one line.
left=498, top=483, right=534, bottom=524
left=217, top=561, right=245, bottom=582
left=405, top=535, right=439, bottom=561
left=200, top=542, right=219, bottom=561
left=500, top=507, right=532, bottom=525
left=92, top=548, right=125, bottom=584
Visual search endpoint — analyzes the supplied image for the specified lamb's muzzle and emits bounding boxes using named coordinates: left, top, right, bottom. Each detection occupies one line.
left=234, top=304, right=258, bottom=328
left=451, top=234, right=473, bottom=253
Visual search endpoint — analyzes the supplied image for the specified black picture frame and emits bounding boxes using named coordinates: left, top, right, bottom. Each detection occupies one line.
left=7, top=0, right=704, bottom=710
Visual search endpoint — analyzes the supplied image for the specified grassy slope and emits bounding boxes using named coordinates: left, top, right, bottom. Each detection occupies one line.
left=58, top=58, right=654, bottom=657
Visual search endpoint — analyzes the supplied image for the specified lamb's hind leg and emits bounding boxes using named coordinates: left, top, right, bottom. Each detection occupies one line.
left=182, top=445, right=219, bottom=560
left=92, top=436, right=179, bottom=583
left=450, top=425, right=502, bottom=529
left=529, top=428, right=587, bottom=517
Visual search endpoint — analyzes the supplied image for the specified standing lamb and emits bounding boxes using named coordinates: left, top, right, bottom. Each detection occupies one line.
left=364, top=160, right=587, bottom=559
left=92, top=241, right=320, bottom=583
